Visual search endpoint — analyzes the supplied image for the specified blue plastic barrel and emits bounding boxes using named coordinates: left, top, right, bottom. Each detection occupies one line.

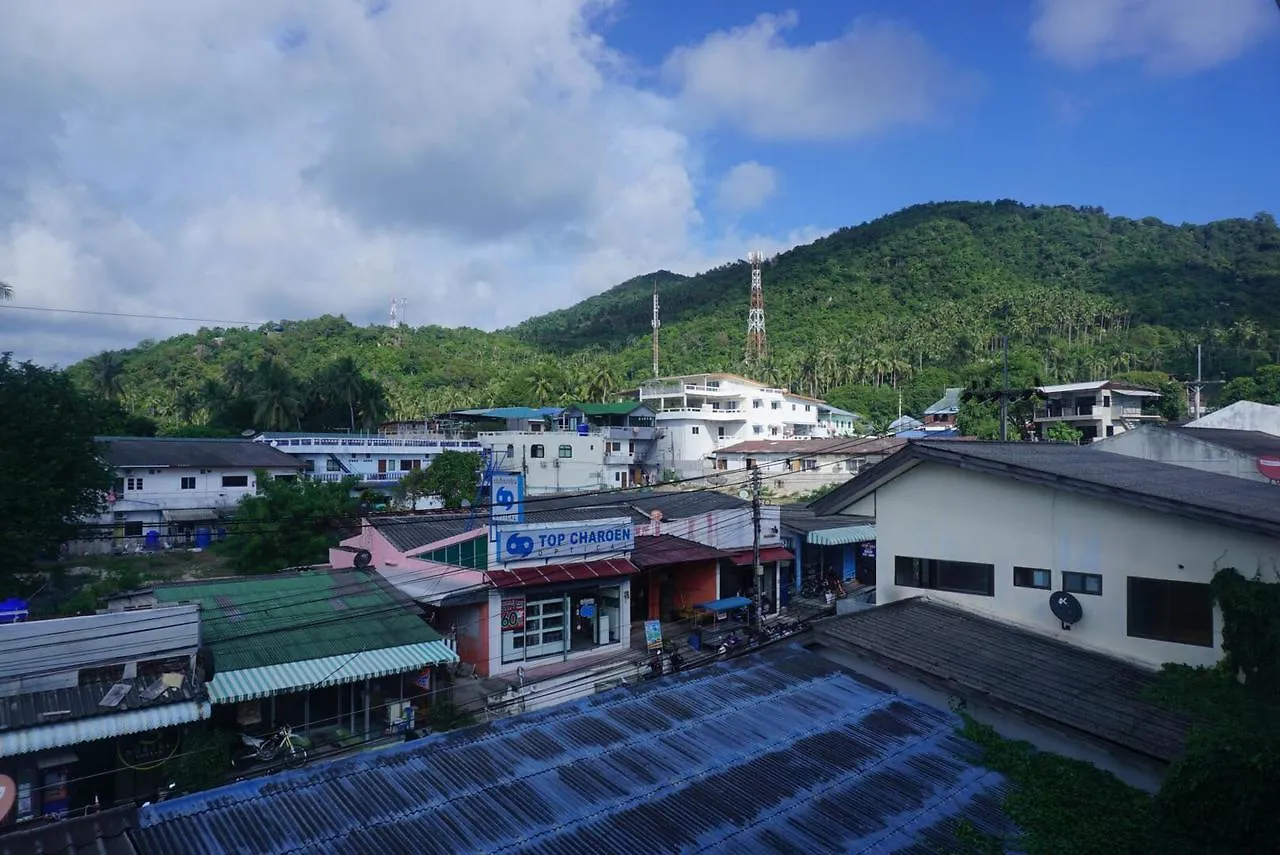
left=144, top=530, right=161, bottom=550
left=0, top=598, right=29, bottom=624
left=577, top=423, right=589, bottom=436
left=194, top=528, right=211, bottom=548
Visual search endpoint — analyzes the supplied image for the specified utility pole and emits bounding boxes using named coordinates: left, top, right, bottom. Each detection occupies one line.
left=1193, top=344, right=1203, bottom=420
left=751, top=465, right=763, bottom=633
left=999, top=335, right=1009, bottom=441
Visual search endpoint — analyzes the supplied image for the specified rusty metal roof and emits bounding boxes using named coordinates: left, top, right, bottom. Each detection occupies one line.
left=630, top=534, right=727, bottom=568
left=131, top=648, right=1018, bottom=854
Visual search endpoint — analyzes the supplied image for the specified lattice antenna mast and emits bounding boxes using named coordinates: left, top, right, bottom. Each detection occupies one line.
left=746, top=251, right=767, bottom=368
left=388, top=296, right=400, bottom=329
left=651, top=281, right=661, bottom=378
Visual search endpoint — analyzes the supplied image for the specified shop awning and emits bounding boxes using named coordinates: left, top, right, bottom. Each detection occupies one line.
left=487, top=558, right=639, bottom=589
left=161, top=508, right=218, bottom=523
left=630, top=535, right=727, bottom=569
left=725, top=546, right=794, bottom=566
left=807, top=524, right=877, bottom=547
left=695, top=596, right=752, bottom=613
left=207, top=641, right=460, bottom=705
left=0, top=700, right=212, bottom=758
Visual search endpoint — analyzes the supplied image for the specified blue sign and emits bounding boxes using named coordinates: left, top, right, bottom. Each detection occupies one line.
left=490, top=473, right=524, bottom=523
left=494, top=519, right=635, bottom=563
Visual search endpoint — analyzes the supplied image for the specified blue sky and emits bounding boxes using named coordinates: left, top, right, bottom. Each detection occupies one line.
left=0, top=0, right=1277, bottom=366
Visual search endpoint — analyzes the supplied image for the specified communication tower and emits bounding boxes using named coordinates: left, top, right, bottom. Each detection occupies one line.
left=651, top=281, right=661, bottom=378
left=389, top=296, right=408, bottom=329
left=746, top=251, right=767, bottom=367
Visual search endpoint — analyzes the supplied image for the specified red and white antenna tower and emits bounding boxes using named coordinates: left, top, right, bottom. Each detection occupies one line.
left=746, top=251, right=766, bottom=367
left=651, top=281, right=661, bottom=378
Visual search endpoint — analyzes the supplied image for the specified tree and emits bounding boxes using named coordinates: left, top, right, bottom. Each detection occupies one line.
left=0, top=355, right=113, bottom=574
left=86, top=351, right=127, bottom=401
left=393, top=468, right=434, bottom=510
left=0, top=280, right=11, bottom=300
left=404, top=451, right=481, bottom=510
left=1045, top=421, right=1084, bottom=443
left=222, top=472, right=359, bottom=574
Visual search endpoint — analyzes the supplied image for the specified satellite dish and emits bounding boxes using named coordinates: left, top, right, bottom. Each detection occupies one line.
left=353, top=549, right=373, bottom=569
left=1049, top=590, right=1083, bottom=630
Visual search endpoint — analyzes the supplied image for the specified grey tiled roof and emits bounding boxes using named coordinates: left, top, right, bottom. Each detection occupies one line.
left=0, top=676, right=206, bottom=734
left=96, top=437, right=302, bottom=470
left=812, top=439, right=1280, bottom=537
left=131, top=648, right=1019, bottom=854
left=1170, top=426, right=1280, bottom=456
left=779, top=505, right=869, bottom=533
left=815, top=598, right=1190, bottom=762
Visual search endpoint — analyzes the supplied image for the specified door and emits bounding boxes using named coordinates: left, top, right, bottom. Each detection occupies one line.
left=377, top=459, right=387, bottom=474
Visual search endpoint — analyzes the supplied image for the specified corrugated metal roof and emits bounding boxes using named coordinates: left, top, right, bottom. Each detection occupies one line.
left=0, top=806, right=138, bottom=855
left=487, top=558, right=639, bottom=589
left=131, top=649, right=1018, bottom=854
left=207, top=641, right=458, bottom=704
left=816, top=598, right=1190, bottom=762
left=0, top=675, right=205, bottom=738
left=371, top=512, right=478, bottom=553
left=724, top=545, right=794, bottom=565
left=717, top=436, right=906, bottom=456
left=566, top=402, right=654, bottom=417
left=96, top=437, right=302, bottom=469
left=152, top=571, right=442, bottom=672
left=630, top=534, right=727, bottom=568
left=1, top=697, right=211, bottom=758
left=0, top=605, right=200, bottom=684
left=779, top=507, right=872, bottom=534
left=924, top=387, right=963, bottom=415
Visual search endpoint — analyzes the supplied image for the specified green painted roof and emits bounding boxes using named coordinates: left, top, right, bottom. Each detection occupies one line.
left=154, top=571, right=442, bottom=672
left=571, top=402, right=648, bottom=416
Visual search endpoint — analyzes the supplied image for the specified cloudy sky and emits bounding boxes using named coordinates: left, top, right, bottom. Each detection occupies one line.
left=1, top=0, right=1277, bottom=367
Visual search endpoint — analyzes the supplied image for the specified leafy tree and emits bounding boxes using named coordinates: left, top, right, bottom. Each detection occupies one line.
left=1045, top=420, right=1084, bottom=443
left=0, top=355, right=114, bottom=574
left=1112, top=370, right=1189, bottom=420
left=404, top=451, right=481, bottom=510
left=1216, top=363, right=1280, bottom=407
left=222, top=471, right=359, bottom=574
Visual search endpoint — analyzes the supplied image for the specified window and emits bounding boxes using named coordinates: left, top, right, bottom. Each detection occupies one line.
left=802, top=458, right=818, bottom=471
left=752, top=399, right=762, bottom=409
left=716, top=427, right=725, bottom=438
left=1014, top=566, right=1052, bottom=590
left=326, top=458, right=343, bottom=472
left=894, top=556, right=995, bottom=596
left=609, top=441, right=621, bottom=452
left=558, top=445, right=573, bottom=459
left=180, top=477, right=196, bottom=490
left=221, top=475, right=249, bottom=488
left=1127, top=577, right=1213, bottom=647
left=628, top=440, right=635, bottom=453
left=691, top=426, right=700, bottom=435
left=530, top=444, right=545, bottom=458
left=771, top=401, right=781, bottom=410
left=1062, top=572, right=1102, bottom=596
left=123, top=521, right=143, bottom=537
left=126, top=477, right=143, bottom=491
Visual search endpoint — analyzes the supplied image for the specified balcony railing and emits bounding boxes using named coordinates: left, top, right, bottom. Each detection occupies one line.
left=307, top=470, right=410, bottom=483
left=264, top=436, right=483, bottom=451
left=654, top=406, right=747, bottom=419
left=1035, top=405, right=1101, bottom=420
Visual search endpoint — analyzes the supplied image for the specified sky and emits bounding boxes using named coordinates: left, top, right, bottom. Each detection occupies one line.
left=1, top=0, right=1277, bottom=367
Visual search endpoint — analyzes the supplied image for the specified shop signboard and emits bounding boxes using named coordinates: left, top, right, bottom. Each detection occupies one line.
left=490, top=473, right=525, bottom=523
left=413, top=667, right=432, bottom=691
left=493, top=517, right=634, bottom=563
left=644, top=620, right=663, bottom=652
left=501, top=597, right=526, bottom=631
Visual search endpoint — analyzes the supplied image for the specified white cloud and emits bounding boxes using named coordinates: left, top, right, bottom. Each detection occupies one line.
left=1030, top=0, right=1279, bottom=74
left=714, top=162, right=778, bottom=215
left=0, top=2, right=927, bottom=367
left=663, top=11, right=975, bottom=142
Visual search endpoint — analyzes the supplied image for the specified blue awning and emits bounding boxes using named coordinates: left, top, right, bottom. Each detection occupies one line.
left=208, top=641, right=460, bottom=704
left=694, top=596, right=752, bottom=613
left=1, top=701, right=212, bottom=758
left=808, top=524, right=876, bottom=547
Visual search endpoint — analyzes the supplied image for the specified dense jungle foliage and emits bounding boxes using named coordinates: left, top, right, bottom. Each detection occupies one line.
left=65, top=201, right=1280, bottom=434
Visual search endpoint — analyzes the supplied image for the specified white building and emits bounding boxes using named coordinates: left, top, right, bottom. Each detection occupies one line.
left=811, top=440, right=1280, bottom=671
left=1185, top=400, right=1280, bottom=435
left=80, top=437, right=303, bottom=554
left=1034, top=380, right=1163, bottom=441
left=637, top=373, right=833, bottom=478
left=1096, top=423, right=1280, bottom=483
left=710, top=436, right=907, bottom=497
left=254, top=431, right=483, bottom=492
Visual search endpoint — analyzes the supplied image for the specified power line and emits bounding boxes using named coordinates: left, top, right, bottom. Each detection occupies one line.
left=0, top=303, right=264, bottom=327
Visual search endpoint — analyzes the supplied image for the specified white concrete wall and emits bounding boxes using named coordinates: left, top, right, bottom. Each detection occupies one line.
left=482, top=432, right=609, bottom=494
left=636, top=505, right=781, bottom=551
left=870, top=461, right=1279, bottom=669
left=107, top=465, right=293, bottom=514
left=1096, top=427, right=1273, bottom=483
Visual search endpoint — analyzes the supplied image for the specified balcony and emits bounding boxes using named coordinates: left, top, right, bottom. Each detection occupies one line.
left=264, top=436, right=483, bottom=452
left=600, top=425, right=659, bottom=441
left=640, top=383, right=739, bottom=398
left=654, top=406, right=747, bottom=420
left=308, top=470, right=410, bottom=483
left=1034, top=404, right=1104, bottom=421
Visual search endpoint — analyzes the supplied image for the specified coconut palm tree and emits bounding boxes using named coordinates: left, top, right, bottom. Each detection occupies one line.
left=86, top=351, right=127, bottom=401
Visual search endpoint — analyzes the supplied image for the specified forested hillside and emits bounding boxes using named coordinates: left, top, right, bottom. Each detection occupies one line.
left=66, top=201, right=1280, bottom=435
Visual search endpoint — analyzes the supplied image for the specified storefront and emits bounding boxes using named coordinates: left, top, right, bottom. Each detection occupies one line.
left=497, top=582, right=627, bottom=665
left=630, top=535, right=724, bottom=624
left=718, top=546, right=793, bottom=616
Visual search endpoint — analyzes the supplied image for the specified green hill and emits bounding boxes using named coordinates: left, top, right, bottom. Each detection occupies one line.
left=67, top=200, right=1280, bottom=434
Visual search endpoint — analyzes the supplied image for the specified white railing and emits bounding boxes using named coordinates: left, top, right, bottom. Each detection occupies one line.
left=655, top=406, right=746, bottom=419
left=264, top=436, right=482, bottom=451
left=307, top=470, right=410, bottom=483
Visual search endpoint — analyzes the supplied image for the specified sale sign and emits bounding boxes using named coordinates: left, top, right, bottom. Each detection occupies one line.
left=501, top=597, right=526, bottom=631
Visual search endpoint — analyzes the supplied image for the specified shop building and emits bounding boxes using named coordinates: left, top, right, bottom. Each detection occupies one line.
left=0, top=608, right=210, bottom=825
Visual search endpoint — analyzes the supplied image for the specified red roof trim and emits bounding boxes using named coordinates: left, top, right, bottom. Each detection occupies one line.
left=726, top=546, right=795, bottom=566
left=487, top=557, right=640, bottom=589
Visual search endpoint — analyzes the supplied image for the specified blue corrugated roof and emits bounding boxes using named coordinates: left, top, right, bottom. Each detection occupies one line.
left=456, top=406, right=564, bottom=419
left=132, top=649, right=1018, bottom=854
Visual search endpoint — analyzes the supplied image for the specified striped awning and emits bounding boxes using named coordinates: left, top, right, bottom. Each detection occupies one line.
left=207, top=640, right=460, bottom=705
left=0, top=701, right=212, bottom=758
left=807, top=524, right=877, bottom=547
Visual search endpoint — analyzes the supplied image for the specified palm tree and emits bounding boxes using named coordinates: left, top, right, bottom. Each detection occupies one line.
left=0, top=280, right=11, bottom=300
left=250, top=361, right=303, bottom=430
left=87, top=351, right=126, bottom=401
left=317, top=355, right=366, bottom=432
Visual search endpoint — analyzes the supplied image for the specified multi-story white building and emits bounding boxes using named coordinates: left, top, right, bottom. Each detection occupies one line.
left=637, top=373, right=834, bottom=478
left=254, top=431, right=483, bottom=493
left=1034, top=380, right=1163, bottom=442
left=80, top=437, right=303, bottom=554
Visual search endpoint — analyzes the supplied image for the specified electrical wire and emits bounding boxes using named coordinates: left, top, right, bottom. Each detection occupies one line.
left=0, top=303, right=263, bottom=326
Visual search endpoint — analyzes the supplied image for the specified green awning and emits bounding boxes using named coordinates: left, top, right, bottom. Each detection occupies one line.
left=807, top=524, right=876, bottom=547
left=208, top=640, right=459, bottom=704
